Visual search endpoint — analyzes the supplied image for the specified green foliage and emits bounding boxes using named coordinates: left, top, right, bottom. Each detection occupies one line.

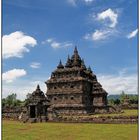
left=120, top=91, right=138, bottom=104
left=2, top=93, right=33, bottom=108
left=129, top=95, right=138, bottom=104
left=2, top=93, right=23, bottom=108
left=120, top=91, right=126, bottom=103
left=108, top=98, right=121, bottom=105
left=2, top=98, right=6, bottom=107
left=108, top=91, right=138, bottom=105
left=108, top=99, right=115, bottom=105
left=114, top=99, right=120, bottom=105
left=6, top=93, right=17, bottom=107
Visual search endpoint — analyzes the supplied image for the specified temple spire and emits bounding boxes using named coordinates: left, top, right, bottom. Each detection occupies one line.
left=81, top=59, right=86, bottom=70
left=57, top=59, right=64, bottom=69
left=65, top=55, right=72, bottom=68
left=36, top=84, right=40, bottom=90
left=32, top=84, right=45, bottom=96
left=71, top=46, right=82, bottom=67
left=74, top=46, right=78, bottom=54
left=88, top=66, right=92, bottom=73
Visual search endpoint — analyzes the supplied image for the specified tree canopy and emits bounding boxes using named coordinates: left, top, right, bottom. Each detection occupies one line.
left=2, top=93, right=23, bottom=108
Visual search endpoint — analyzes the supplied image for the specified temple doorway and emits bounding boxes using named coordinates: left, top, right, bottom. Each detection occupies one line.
left=30, top=106, right=36, bottom=118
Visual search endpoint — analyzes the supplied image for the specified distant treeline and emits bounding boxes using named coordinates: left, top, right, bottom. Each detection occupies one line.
left=108, top=91, right=138, bottom=105
left=2, top=93, right=28, bottom=108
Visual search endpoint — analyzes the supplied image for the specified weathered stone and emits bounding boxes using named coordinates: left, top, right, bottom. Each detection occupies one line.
left=24, top=85, right=50, bottom=122
left=46, top=47, right=109, bottom=118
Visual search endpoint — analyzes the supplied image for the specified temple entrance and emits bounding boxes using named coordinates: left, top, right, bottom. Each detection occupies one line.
left=30, top=106, right=36, bottom=118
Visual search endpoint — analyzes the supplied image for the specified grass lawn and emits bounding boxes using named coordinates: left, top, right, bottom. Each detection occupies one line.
left=2, top=120, right=138, bottom=140
left=92, top=109, right=138, bottom=117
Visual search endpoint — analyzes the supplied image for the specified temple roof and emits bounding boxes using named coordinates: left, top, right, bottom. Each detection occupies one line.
left=71, top=46, right=82, bottom=67
left=32, top=85, right=45, bottom=97
left=81, top=59, right=86, bottom=70
left=47, top=46, right=108, bottom=96
left=65, top=55, right=72, bottom=68
left=57, top=60, right=64, bottom=69
left=27, top=85, right=50, bottom=105
left=87, top=66, right=92, bottom=73
left=56, top=47, right=84, bottom=69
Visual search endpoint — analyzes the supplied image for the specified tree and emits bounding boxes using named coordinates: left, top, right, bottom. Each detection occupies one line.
left=2, top=98, right=6, bottom=107
left=3, top=93, right=23, bottom=107
left=129, top=95, right=138, bottom=104
left=15, top=99, right=23, bottom=106
left=108, top=99, right=115, bottom=105
left=120, top=91, right=126, bottom=103
left=5, top=93, right=17, bottom=107
left=114, top=99, right=120, bottom=105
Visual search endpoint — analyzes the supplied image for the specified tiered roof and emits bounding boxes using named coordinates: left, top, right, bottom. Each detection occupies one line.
left=50, top=46, right=107, bottom=96
left=56, top=46, right=88, bottom=71
left=27, top=85, right=49, bottom=105
left=57, top=60, right=64, bottom=69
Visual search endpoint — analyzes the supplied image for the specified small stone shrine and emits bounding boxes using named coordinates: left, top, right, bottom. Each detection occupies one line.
left=25, top=85, right=50, bottom=122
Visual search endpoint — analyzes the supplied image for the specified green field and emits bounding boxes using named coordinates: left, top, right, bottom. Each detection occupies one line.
left=92, top=109, right=138, bottom=117
left=61, top=109, right=138, bottom=119
left=2, top=120, right=138, bottom=140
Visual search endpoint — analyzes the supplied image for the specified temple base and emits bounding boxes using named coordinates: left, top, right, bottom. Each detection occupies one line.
left=47, top=104, right=118, bottom=121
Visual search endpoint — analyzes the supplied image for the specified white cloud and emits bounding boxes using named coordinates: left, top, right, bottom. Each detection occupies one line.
left=41, top=38, right=53, bottom=44
left=97, top=8, right=118, bottom=28
left=84, top=8, right=119, bottom=42
left=67, top=0, right=94, bottom=6
left=67, top=0, right=77, bottom=6
left=127, top=29, right=138, bottom=39
left=30, top=62, right=41, bottom=69
left=2, top=75, right=49, bottom=100
left=97, top=69, right=137, bottom=95
left=84, top=0, right=94, bottom=3
left=47, top=38, right=53, bottom=43
left=52, top=42, right=73, bottom=49
left=2, top=80, right=47, bottom=100
left=2, top=31, right=37, bottom=59
left=51, top=41, right=73, bottom=49
left=51, top=42, right=61, bottom=48
left=2, top=69, right=27, bottom=83
left=42, top=38, right=73, bottom=49
left=84, top=33, right=91, bottom=40
left=92, top=29, right=111, bottom=40
left=84, top=29, right=116, bottom=41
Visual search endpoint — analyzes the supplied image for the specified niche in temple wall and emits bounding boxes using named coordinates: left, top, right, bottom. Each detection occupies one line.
left=93, top=96, right=103, bottom=103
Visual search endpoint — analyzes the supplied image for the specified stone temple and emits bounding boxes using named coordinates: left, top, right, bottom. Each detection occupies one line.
left=25, top=85, right=50, bottom=122
left=25, top=47, right=110, bottom=122
left=45, top=47, right=108, bottom=116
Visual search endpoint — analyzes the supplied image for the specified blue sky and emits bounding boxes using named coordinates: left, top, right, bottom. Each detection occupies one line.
left=2, top=0, right=138, bottom=100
